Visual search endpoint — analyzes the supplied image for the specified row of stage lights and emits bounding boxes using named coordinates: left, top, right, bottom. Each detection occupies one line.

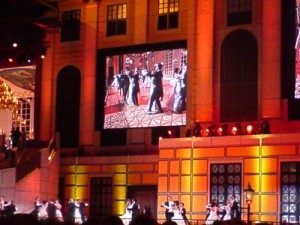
left=186, top=120, right=271, bottom=137
left=1, top=42, right=46, bottom=65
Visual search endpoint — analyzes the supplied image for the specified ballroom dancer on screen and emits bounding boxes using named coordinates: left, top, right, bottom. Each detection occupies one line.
left=147, top=63, right=164, bottom=114
left=205, top=199, right=221, bottom=225
left=128, top=67, right=140, bottom=106
left=120, top=198, right=132, bottom=225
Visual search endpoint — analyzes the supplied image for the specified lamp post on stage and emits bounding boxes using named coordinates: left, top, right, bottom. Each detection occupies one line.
left=244, top=183, right=255, bottom=225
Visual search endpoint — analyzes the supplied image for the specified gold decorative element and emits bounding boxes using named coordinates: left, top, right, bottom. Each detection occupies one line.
left=0, top=80, right=18, bottom=115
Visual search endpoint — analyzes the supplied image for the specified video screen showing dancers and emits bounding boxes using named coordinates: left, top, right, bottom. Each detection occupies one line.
left=103, top=47, right=187, bottom=129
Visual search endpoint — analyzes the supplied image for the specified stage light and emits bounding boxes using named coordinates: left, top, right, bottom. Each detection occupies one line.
left=41, top=54, right=45, bottom=59
left=217, top=126, right=223, bottom=136
left=27, top=59, right=31, bottom=63
left=8, top=58, right=14, bottom=63
left=12, top=42, right=18, bottom=48
left=231, top=123, right=241, bottom=135
left=261, top=120, right=271, bottom=134
left=246, top=124, right=253, bottom=135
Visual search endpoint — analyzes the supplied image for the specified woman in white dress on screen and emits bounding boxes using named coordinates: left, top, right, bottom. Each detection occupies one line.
left=120, top=198, right=133, bottom=225
left=171, top=201, right=186, bottom=225
left=205, top=199, right=221, bottom=225
left=55, top=199, right=64, bottom=222
left=37, top=200, right=48, bottom=220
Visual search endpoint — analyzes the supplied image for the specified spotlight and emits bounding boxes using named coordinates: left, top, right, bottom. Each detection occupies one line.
left=167, top=129, right=173, bottom=138
left=231, top=123, right=241, bottom=135
left=261, top=120, right=270, bottom=134
left=8, top=58, right=14, bottom=63
left=12, top=42, right=18, bottom=48
left=27, top=59, right=31, bottom=63
left=246, top=124, right=253, bottom=135
left=41, top=54, right=45, bottom=59
left=217, top=126, right=223, bottom=136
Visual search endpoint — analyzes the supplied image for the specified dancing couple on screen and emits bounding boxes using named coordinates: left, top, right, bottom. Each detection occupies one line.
left=120, top=198, right=140, bottom=225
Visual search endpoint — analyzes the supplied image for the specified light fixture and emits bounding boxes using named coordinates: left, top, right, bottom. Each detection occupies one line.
left=244, top=183, right=255, bottom=225
left=8, top=58, right=14, bottom=63
left=0, top=80, right=18, bottom=114
left=246, top=124, right=253, bottom=135
left=231, top=123, right=241, bottom=135
left=12, top=42, right=18, bottom=48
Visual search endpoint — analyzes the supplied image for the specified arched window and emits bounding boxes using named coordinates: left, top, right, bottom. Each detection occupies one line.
left=56, top=66, right=81, bottom=148
left=220, top=29, right=258, bottom=122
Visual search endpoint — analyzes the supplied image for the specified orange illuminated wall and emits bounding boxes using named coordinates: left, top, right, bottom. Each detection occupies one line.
left=60, top=155, right=158, bottom=215
left=158, top=133, right=300, bottom=223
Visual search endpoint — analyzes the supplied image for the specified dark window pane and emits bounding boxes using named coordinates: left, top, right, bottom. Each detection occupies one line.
left=168, top=13, right=179, bottom=29
left=106, top=21, right=116, bottom=36
left=157, top=15, right=168, bottom=30
left=61, top=10, right=81, bottom=42
left=116, top=20, right=126, bottom=35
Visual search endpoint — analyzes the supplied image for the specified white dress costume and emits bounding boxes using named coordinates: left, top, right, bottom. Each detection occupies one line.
left=120, top=201, right=134, bottom=225
left=222, top=204, right=232, bottom=221
left=74, top=201, right=82, bottom=224
left=37, top=202, right=48, bottom=220
left=55, top=201, right=64, bottom=222
left=172, top=208, right=186, bottom=225
left=205, top=205, right=220, bottom=225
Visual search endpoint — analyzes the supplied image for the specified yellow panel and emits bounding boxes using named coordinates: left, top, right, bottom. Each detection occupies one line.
left=64, top=186, right=73, bottom=198
left=191, top=214, right=206, bottom=221
left=262, top=158, right=278, bottom=173
left=170, top=176, right=179, bottom=192
left=227, top=146, right=259, bottom=157
left=192, top=195, right=207, bottom=212
left=74, top=186, right=88, bottom=200
left=157, top=195, right=168, bottom=211
left=170, top=161, right=180, bottom=174
left=114, top=174, right=127, bottom=185
left=261, top=195, right=278, bottom=213
left=113, top=200, right=125, bottom=215
left=159, top=161, right=168, bottom=174
left=113, top=165, right=127, bottom=173
left=176, top=148, right=192, bottom=158
left=75, top=174, right=89, bottom=186
left=113, top=186, right=126, bottom=200
left=193, top=176, right=207, bottom=192
left=262, top=145, right=296, bottom=156
left=159, top=149, right=174, bottom=158
left=142, top=173, right=158, bottom=184
left=158, top=176, right=168, bottom=192
left=181, top=160, right=191, bottom=174
left=249, top=195, right=259, bottom=213
left=261, top=175, right=278, bottom=192
left=76, top=165, right=91, bottom=173
left=193, top=148, right=224, bottom=158
left=243, top=175, right=259, bottom=193
left=244, top=158, right=259, bottom=174
left=60, top=165, right=76, bottom=173
left=127, top=174, right=141, bottom=184
left=65, top=174, right=76, bottom=185
left=193, top=160, right=208, bottom=174
left=180, top=195, right=191, bottom=212
left=128, top=164, right=153, bottom=172
left=260, top=214, right=278, bottom=223
left=181, top=176, right=191, bottom=192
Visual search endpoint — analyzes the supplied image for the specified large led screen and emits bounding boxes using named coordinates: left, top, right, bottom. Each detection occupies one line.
left=102, top=47, right=187, bottom=129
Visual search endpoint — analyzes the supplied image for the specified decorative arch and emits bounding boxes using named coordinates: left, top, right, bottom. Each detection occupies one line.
left=220, top=29, right=258, bottom=122
left=55, top=65, right=81, bottom=148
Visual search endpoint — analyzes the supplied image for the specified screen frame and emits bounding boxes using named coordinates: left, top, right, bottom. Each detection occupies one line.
left=95, top=40, right=187, bottom=130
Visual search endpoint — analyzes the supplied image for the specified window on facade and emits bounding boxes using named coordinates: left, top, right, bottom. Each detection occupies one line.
left=90, top=177, right=112, bottom=218
left=61, top=10, right=81, bottom=42
left=157, top=0, right=179, bottom=30
left=106, top=4, right=127, bottom=36
left=13, top=98, right=32, bottom=139
left=281, top=162, right=300, bottom=223
left=227, top=0, right=252, bottom=26
left=210, top=163, right=241, bottom=209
